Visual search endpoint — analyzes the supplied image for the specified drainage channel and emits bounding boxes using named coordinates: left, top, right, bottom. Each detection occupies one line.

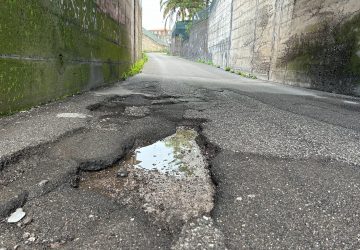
left=80, top=127, right=215, bottom=230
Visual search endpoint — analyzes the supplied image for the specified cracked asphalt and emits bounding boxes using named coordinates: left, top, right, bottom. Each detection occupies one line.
left=1, top=53, right=360, bottom=249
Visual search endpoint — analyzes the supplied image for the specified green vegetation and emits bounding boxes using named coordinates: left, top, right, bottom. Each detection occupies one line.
left=237, top=71, right=257, bottom=79
left=160, top=0, right=213, bottom=24
left=197, top=59, right=214, bottom=65
left=122, top=54, right=149, bottom=80
left=196, top=58, right=257, bottom=79
left=186, top=22, right=194, bottom=35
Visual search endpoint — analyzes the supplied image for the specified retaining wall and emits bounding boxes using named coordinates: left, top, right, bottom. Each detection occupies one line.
left=172, top=0, right=360, bottom=95
left=208, top=0, right=232, bottom=68
left=0, top=0, right=142, bottom=115
left=230, top=0, right=360, bottom=94
left=178, top=19, right=211, bottom=60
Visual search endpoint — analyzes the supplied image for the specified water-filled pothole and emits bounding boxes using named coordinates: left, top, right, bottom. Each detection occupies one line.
left=80, top=127, right=205, bottom=195
left=129, top=128, right=201, bottom=176
left=80, top=127, right=214, bottom=227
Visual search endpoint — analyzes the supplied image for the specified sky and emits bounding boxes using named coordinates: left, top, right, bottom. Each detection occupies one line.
left=142, top=0, right=169, bottom=30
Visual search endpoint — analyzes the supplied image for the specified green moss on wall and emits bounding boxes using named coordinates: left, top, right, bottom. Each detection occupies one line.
left=0, top=0, right=131, bottom=60
left=281, top=13, right=360, bottom=94
left=0, top=58, right=90, bottom=115
left=337, top=14, right=360, bottom=76
left=0, top=0, right=134, bottom=115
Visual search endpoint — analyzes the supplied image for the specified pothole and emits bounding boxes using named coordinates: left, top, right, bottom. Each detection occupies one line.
left=129, top=128, right=203, bottom=177
left=80, top=127, right=215, bottom=230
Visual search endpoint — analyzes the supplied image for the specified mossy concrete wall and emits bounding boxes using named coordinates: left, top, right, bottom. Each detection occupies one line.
left=270, top=0, right=360, bottom=95
left=0, top=0, right=142, bottom=115
left=229, top=0, right=360, bottom=95
left=179, top=0, right=359, bottom=95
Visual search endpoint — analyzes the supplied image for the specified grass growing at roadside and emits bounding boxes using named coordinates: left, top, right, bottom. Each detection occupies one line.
left=195, top=57, right=257, bottom=79
left=197, top=59, right=214, bottom=66
left=237, top=71, right=257, bottom=79
left=122, top=53, right=149, bottom=80
left=223, top=66, right=258, bottom=79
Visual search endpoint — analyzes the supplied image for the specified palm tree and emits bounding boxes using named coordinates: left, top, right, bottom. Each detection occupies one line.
left=160, top=0, right=212, bottom=26
left=160, top=0, right=186, bottom=25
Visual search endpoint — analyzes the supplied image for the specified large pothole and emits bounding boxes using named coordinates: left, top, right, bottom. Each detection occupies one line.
left=80, top=127, right=215, bottom=230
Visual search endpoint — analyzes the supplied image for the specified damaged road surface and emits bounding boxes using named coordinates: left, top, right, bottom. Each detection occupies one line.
left=1, top=53, right=360, bottom=249
left=80, top=128, right=215, bottom=229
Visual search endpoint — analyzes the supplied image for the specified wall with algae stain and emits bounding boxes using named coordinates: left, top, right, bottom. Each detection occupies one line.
left=228, top=0, right=360, bottom=95
left=272, top=1, right=360, bottom=95
left=179, top=0, right=360, bottom=95
left=0, top=0, right=142, bottom=115
left=260, top=0, right=360, bottom=95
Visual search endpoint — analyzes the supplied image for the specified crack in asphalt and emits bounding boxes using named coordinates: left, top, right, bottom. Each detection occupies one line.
left=0, top=92, right=227, bottom=249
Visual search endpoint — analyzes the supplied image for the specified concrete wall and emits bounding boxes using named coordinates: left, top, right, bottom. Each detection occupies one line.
left=230, top=0, right=282, bottom=78
left=143, top=36, right=168, bottom=52
left=173, top=0, right=360, bottom=95
left=231, top=0, right=360, bottom=94
left=0, top=0, right=142, bottom=115
left=269, top=0, right=360, bottom=94
left=177, top=20, right=211, bottom=60
left=208, top=0, right=233, bottom=68
left=171, top=37, right=183, bottom=56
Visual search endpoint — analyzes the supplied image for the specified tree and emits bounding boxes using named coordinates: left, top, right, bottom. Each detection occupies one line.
left=160, top=0, right=212, bottom=25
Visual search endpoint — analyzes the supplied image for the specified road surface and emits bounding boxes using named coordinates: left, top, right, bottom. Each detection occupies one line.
left=1, top=53, right=360, bottom=249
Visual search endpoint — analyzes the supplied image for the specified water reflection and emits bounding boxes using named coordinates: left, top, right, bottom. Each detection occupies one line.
left=129, top=128, right=199, bottom=176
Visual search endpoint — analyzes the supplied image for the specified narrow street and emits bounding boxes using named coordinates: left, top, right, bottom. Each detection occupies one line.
left=1, top=53, right=360, bottom=249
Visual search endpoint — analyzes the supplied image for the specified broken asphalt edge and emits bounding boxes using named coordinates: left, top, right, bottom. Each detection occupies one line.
left=0, top=93, right=228, bottom=248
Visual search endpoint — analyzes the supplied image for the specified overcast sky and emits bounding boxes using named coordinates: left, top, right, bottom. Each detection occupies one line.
left=142, top=0, right=169, bottom=30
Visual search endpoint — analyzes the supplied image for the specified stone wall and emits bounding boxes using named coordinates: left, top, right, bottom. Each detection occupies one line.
left=173, top=0, right=360, bottom=95
left=231, top=0, right=360, bottom=94
left=0, top=0, right=142, bottom=115
left=171, top=37, right=183, bottom=56
left=179, top=20, right=211, bottom=61
left=208, top=0, right=233, bottom=67
left=270, top=0, right=360, bottom=94
left=230, top=0, right=284, bottom=78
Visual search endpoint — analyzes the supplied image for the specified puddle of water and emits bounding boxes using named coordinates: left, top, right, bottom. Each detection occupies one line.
left=80, top=128, right=205, bottom=197
left=80, top=128, right=213, bottom=223
left=127, top=128, right=200, bottom=176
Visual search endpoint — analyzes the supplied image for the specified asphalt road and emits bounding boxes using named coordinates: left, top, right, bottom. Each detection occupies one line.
left=133, top=53, right=360, bottom=249
left=1, top=53, right=360, bottom=249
